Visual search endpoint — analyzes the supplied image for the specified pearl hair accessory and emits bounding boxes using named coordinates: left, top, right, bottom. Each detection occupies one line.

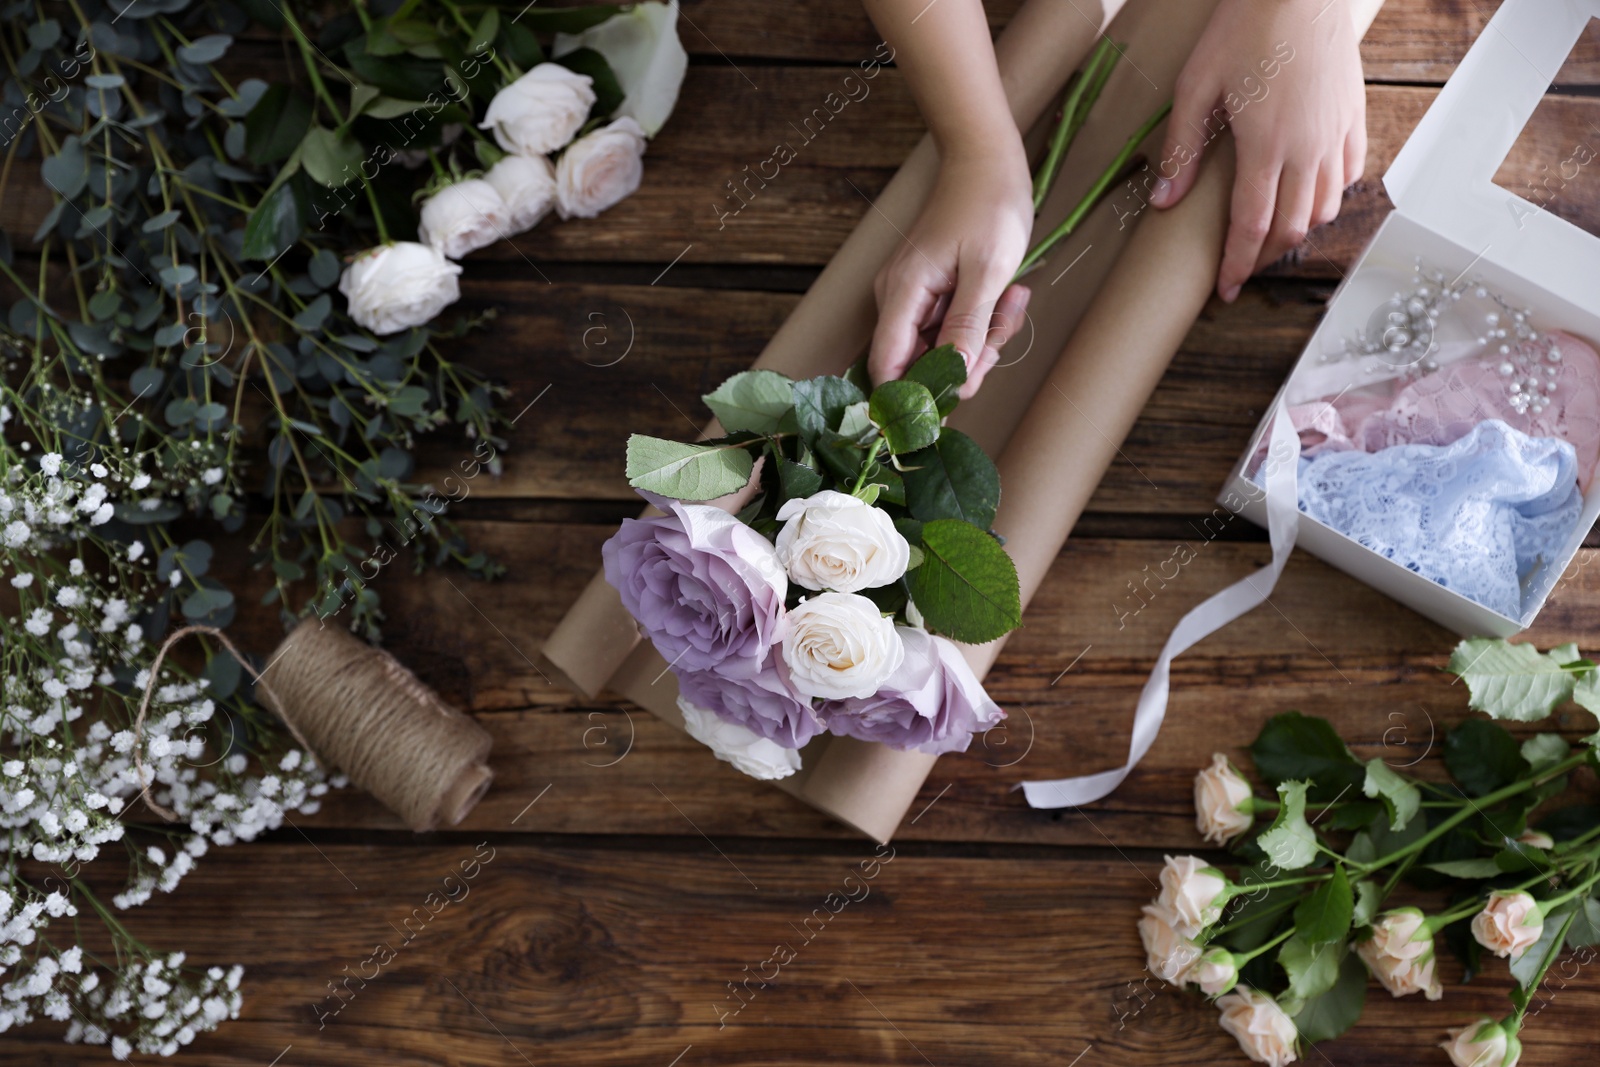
left=1336, top=259, right=1472, bottom=373
left=1333, top=258, right=1561, bottom=416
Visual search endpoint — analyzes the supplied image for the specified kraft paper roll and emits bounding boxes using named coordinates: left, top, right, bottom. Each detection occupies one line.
left=544, top=0, right=1384, bottom=842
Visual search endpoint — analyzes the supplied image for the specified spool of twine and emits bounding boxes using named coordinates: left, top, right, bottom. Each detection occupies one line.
left=256, top=619, right=494, bottom=831
left=134, top=619, right=493, bottom=832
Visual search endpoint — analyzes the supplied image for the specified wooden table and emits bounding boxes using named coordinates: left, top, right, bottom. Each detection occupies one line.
left=20, top=2, right=1600, bottom=1063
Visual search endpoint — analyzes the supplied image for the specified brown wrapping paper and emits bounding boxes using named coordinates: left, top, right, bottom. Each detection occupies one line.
left=544, top=0, right=1384, bottom=841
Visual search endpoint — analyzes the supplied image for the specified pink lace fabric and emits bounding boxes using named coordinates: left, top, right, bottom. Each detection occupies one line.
left=1287, top=330, right=1600, bottom=492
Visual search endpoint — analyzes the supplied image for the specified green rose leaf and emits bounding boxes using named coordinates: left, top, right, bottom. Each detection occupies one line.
left=1521, top=732, right=1571, bottom=772
left=299, top=124, right=365, bottom=187
left=1288, top=950, right=1367, bottom=1044
left=1351, top=880, right=1382, bottom=928
left=1362, top=759, right=1420, bottom=832
left=1571, top=670, right=1600, bottom=720
left=903, top=344, right=967, bottom=415
left=1565, top=897, right=1600, bottom=950
left=1444, top=718, right=1531, bottom=798
left=837, top=400, right=873, bottom=439
left=868, top=380, right=940, bottom=455
left=792, top=375, right=865, bottom=444
left=241, top=178, right=307, bottom=261
left=1249, top=712, right=1364, bottom=802
left=908, top=519, right=1021, bottom=644
left=901, top=428, right=1000, bottom=529
left=702, top=369, right=794, bottom=434
left=1511, top=903, right=1577, bottom=989
left=244, top=84, right=313, bottom=166
left=1447, top=637, right=1576, bottom=722
left=1294, top=865, right=1353, bottom=945
left=1256, top=780, right=1317, bottom=871
left=1421, top=857, right=1504, bottom=879
left=775, top=456, right=824, bottom=501
left=1279, top=935, right=1344, bottom=1002
left=625, top=435, right=753, bottom=501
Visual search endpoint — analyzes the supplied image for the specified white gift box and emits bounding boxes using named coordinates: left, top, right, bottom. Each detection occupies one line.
left=1221, top=0, right=1600, bottom=637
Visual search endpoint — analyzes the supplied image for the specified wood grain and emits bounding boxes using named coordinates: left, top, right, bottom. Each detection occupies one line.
left=10, top=842, right=1599, bottom=1065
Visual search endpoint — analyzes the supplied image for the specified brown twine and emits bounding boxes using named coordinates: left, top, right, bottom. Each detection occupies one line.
left=132, top=619, right=493, bottom=831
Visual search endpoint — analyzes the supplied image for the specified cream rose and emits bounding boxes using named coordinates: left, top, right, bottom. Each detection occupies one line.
left=1158, top=854, right=1229, bottom=935
left=1471, top=891, right=1544, bottom=961
left=1515, top=829, right=1553, bottom=850
left=1441, top=1018, right=1520, bottom=1067
left=338, top=242, right=462, bottom=336
left=678, top=697, right=801, bottom=781
left=555, top=116, right=647, bottom=219
left=781, top=592, right=904, bottom=700
left=1216, top=987, right=1299, bottom=1067
left=1195, top=946, right=1240, bottom=996
left=1356, top=907, right=1443, bottom=1000
left=480, top=63, right=596, bottom=156
left=1137, top=902, right=1201, bottom=984
left=417, top=178, right=511, bottom=260
left=1195, top=752, right=1255, bottom=845
left=775, top=490, right=911, bottom=593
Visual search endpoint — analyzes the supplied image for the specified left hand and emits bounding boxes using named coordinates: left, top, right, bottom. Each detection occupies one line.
left=1148, top=0, right=1367, bottom=302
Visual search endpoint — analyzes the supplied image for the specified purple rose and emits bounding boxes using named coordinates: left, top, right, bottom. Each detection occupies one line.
left=603, top=500, right=788, bottom=674
left=820, top=628, right=1004, bottom=754
left=675, top=658, right=823, bottom=749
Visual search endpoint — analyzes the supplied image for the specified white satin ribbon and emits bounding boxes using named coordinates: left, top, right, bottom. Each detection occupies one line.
left=1020, top=401, right=1302, bottom=808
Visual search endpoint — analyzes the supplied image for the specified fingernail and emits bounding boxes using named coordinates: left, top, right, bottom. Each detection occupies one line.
left=1151, top=177, right=1171, bottom=206
left=1221, top=284, right=1241, bottom=303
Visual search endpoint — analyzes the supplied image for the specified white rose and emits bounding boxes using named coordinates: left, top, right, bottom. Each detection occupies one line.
left=1137, top=902, right=1200, bottom=984
left=1194, top=752, right=1254, bottom=845
left=555, top=117, right=647, bottom=219
left=1470, top=891, right=1544, bottom=961
left=1216, top=987, right=1298, bottom=1067
left=484, top=154, right=557, bottom=232
left=781, top=591, right=904, bottom=700
left=1441, top=1018, right=1520, bottom=1067
left=553, top=0, right=688, bottom=137
left=775, top=490, right=910, bottom=593
left=417, top=178, right=511, bottom=260
left=678, top=697, right=800, bottom=780
left=1157, top=854, right=1229, bottom=935
left=480, top=63, right=596, bottom=156
left=338, top=242, right=462, bottom=336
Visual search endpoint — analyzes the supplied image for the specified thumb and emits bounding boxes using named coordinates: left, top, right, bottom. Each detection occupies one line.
left=1150, top=79, right=1219, bottom=210
left=934, top=258, right=1013, bottom=382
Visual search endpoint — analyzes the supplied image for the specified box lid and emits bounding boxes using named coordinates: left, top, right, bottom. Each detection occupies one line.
left=1383, top=0, right=1600, bottom=315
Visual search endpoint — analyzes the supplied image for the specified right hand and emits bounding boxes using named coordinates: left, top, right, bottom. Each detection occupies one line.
left=868, top=145, right=1034, bottom=399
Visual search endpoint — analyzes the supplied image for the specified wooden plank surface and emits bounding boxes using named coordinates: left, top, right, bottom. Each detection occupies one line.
left=7, top=844, right=1598, bottom=1066
left=11, top=0, right=1600, bottom=1062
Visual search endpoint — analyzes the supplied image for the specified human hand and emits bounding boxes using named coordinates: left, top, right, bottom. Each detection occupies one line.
left=1150, top=0, right=1367, bottom=302
left=869, top=145, right=1034, bottom=398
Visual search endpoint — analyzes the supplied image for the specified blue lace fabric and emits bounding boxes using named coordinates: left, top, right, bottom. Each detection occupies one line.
left=1284, top=419, right=1582, bottom=619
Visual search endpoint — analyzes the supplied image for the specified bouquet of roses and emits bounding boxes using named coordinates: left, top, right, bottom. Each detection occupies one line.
left=1139, top=637, right=1600, bottom=1067
left=602, top=347, right=1022, bottom=778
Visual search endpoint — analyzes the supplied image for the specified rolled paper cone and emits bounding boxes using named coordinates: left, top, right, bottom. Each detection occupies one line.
left=258, top=619, right=494, bottom=832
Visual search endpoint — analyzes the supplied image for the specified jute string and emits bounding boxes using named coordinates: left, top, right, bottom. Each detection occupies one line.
left=133, top=619, right=493, bottom=831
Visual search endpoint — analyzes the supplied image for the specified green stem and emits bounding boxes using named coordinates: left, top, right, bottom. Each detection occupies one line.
left=1031, top=37, right=1119, bottom=213
left=851, top=437, right=887, bottom=495
left=1015, top=99, right=1173, bottom=279
left=1354, top=751, right=1591, bottom=875
left=1209, top=893, right=1302, bottom=937
left=362, top=179, right=392, bottom=244
left=1235, top=925, right=1296, bottom=965
left=1540, top=865, right=1600, bottom=912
